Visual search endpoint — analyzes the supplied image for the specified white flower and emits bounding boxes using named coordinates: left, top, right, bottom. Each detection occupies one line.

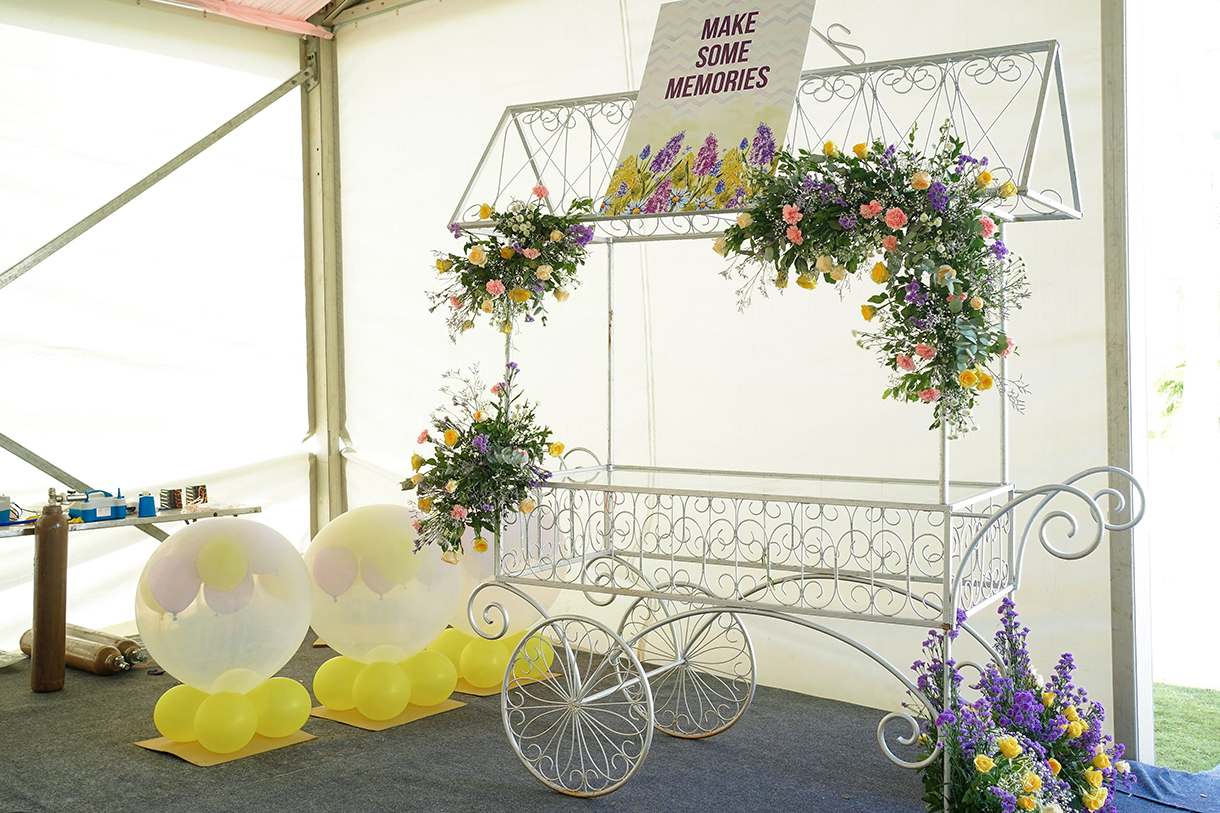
left=933, top=217, right=942, bottom=227
left=712, top=236, right=728, bottom=256
left=1041, top=805, right=1064, bottom=813
left=919, top=213, right=929, bottom=222
left=936, top=243, right=945, bottom=252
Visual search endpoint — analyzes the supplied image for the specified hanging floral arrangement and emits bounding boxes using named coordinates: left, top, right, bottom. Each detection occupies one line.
left=402, top=363, right=563, bottom=557
left=716, top=123, right=1029, bottom=436
left=429, top=186, right=596, bottom=340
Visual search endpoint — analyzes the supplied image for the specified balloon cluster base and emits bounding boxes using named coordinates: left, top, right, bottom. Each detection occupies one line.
left=135, top=730, right=315, bottom=767
left=309, top=697, right=465, bottom=731
left=454, top=669, right=561, bottom=698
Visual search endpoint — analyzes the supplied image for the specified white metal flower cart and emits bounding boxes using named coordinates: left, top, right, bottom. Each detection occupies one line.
left=454, top=39, right=1144, bottom=802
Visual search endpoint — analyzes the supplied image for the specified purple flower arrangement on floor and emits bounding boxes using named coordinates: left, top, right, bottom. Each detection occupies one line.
left=911, top=598, right=1134, bottom=812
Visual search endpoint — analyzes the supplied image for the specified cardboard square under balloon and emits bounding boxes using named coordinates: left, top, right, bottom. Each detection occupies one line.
left=308, top=698, right=465, bottom=731
left=454, top=670, right=562, bottom=698
left=134, top=730, right=315, bottom=766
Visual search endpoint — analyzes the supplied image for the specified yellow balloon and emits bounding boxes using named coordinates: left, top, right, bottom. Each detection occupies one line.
left=459, top=638, right=509, bottom=689
left=512, top=633, right=557, bottom=681
left=352, top=661, right=412, bottom=721
left=194, top=692, right=257, bottom=754
left=502, top=630, right=527, bottom=652
left=196, top=538, right=248, bottom=591
left=313, top=656, right=365, bottom=711
left=154, top=684, right=208, bottom=742
left=400, top=650, right=457, bottom=707
left=257, top=570, right=294, bottom=601
left=376, top=540, right=422, bottom=585
left=428, top=628, right=474, bottom=672
left=138, top=578, right=166, bottom=616
left=247, top=678, right=311, bottom=738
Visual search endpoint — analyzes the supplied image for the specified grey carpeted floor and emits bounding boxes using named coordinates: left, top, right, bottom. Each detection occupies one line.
left=0, top=640, right=1171, bottom=812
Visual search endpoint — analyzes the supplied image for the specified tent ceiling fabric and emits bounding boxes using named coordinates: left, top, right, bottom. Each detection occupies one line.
left=171, top=0, right=334, bottom=38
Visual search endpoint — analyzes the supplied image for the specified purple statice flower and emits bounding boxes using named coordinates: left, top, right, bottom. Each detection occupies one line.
left=472, top=434, right=490, bottom=454
left=909, top=317, right=929, bottom=330
left=448, top=223, right=463, bottom=238
left=567, top=223, right=595, bottom=247
left=524, top=314, right=535, bottom=322
left=531, top=283, right=545, bottom=294
left=739, top=136, right=749, bottom=151
left=879, top=144, right=897, bottom=168
left=838, top=214, right=858, bottom=230
left=506, top=362, right=519, bottom=372
left=482, top=503, right=493, bottom=511
left=905, top=279, right=929, bottom=306
left=991, top=240, right=1009, bottom=259
left=934, top=710, right=957, bottom=728
left=748, top=122, right=776, bottom=166
left=802, top=174, right=816, bottom=191
left=638, top=144, right=651, bottom=161
left=988, top=787, right=1018, bottom=813
left=642, top=179, right=672, bottom=214
left=692, top=133, right=719, bottom=176
left=714, top=178, right=726, bottom=195
left=980, top=157, right=989, bottom=167
left=615, top=181, right=629, bottom=197
left=512, top=241, right=523, bottom=253
left=649, top=132, right=685, bottom=174
left=926, top=181, right=949, bottom=212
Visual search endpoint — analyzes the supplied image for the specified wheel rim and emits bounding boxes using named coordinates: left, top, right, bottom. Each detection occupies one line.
left=502, top=615, right=654, bottom=797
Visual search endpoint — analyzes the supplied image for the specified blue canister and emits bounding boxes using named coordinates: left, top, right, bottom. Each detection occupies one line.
left=138, top=492, right=156, bottom=518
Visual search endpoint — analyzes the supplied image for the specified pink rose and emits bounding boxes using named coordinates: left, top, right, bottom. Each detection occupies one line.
left=860, top=200, right=883, bottom=219
left=450, top=505, right=468, bottom=520
left=532, top=184, right=548, bottom=198
left=782, top=204, right=803, bottom=225
left=486, top=279, right=506, bottom=296
left=884, top=207, right=908, bottom=229
left=1002, top=336, right=1015, bottom=357
left=978, top=216, right=997, bottom=239
left=915, top=343, right=936, bottom=360
left=417, top=430, right=430, bottom=444
left=412, top=519, right=422, bottom=532
left=449, top=296, right=461, bottom=308
left=896, top=353, right=916, bottom=372
left=786, top=225, right=803, bottom=245
left=881, top=235, right=899, bottom=253
left=522, top=247, right=541, bottom=259
left=918, top=388, right=941, bottom=403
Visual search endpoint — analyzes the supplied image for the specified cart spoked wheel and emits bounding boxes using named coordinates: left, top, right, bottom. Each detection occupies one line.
left=502, top=615, right=654, bottom=797
left=618, top=583, right=756, bottom=739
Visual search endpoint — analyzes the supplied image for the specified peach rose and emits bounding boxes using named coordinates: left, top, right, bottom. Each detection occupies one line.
left=910, top=171, right=931, bottom=190
left=554, top=287, right=570, bottom=302
left=536, top=265, right=552, bottom=280
left=468, top=246, right=489, bottom=267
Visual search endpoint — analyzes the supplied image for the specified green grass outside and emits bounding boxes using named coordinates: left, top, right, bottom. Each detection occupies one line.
left=1155, top=682, right=1220, bottom=773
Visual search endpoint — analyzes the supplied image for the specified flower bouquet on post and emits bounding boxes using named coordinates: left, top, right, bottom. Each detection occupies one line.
left=909, top=598, right=1134, bottom=812
left=402, top=362, right=565, bottom=558
left=430, top=186, right=595, bottom=340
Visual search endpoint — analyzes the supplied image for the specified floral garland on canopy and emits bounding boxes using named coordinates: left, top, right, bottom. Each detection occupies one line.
left=429, top=186, right=596, bottom=340
left=910, top=599, right=1134, bottom=813
left=715, top=124, right=1029, bottom=436
left=402, top=363, right=563, bottom=557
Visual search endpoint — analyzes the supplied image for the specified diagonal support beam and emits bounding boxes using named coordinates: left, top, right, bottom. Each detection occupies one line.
left=0, top=68, right=311, bottom=293
left=0, top=432, right=167, bottom=542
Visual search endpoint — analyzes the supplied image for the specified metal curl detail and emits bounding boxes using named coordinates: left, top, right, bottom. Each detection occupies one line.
left=878, top=711, right=940, bottom=770
left=467, top=581, right=552, bottom=640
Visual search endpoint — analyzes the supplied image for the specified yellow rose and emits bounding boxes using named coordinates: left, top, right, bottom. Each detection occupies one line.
left=775, top=271, right=789, bottom=289
left=1042, top=691, right=1056, bottom=708
left=461, top=320, right=474, bottom=332
left=998, top=736, right=1022, bottom=759
left=830, top=265, right=847, bottom=282
left=1064, top=706, right=1079, bottom=722
left=1084, top=769, right=1103, bottom=789
left=861, top=305, right=877, bottom=322
left=554, top=287, right=570, bottom=302
left=974, top=754, right=996, bottom=773
left=1091, top=750, right=1111, bottom=770
left=736, top=212, right=753, bottom=228
left=959, top=370, right=979, bottom=389
left=473, top=410, right=486, bottom=422
left=411, top=453, right=424, bottom=471
left=479, top=203, right=493, bottom=219
left=445, top=479, right=458, bottom=494
left=1048, top=758, right=1061, bottom=775
left=910, top=171, right=932, bottom=190
left=1082, top=788, right=1108, bottom=812
left=441, top=550, right=459, bottom=565
left=417, top=497, right=433, bottom=514
left=936, top=265, right=956, bottom=284
left=469, top=246, right=489, bottom=267
left=550, top=229, right=564, bottom=242
left=852, top=142, right=869, bottom=159
left=999, top=180, right=1018, bottom=199
left=977, top=372, right=994, bottom=391
left=509, top=287, right=531, bottom=303
left=1022, top=771, right=1042, bottom=793
left=500, top=246, right=516, bottom=260
left=1066, top=720, right=1085, bottom=739
left=976, top=170, right=994, bottom=188
left=712, top=236, right=728, bottom=256
left=815, top=255, right=833, bottom=274
left=970, top=296, right=984, bottom=311
left=480, top=299, right=494, bottom=313
left=472, top=537, right=488, bottom=553
left=443, top=429, right=459, bottom=446
left=871, top=262, right=889, bottom=284
left=536, top=265, right=552, bottom=280
left=519, top=498, right=536, bottom=513
left=411, top=474, right=424, bottom=485
left=1016, top=797, right=1036, bottom=811
left=500, top=322, right=513, bottom=335
left=436, top=258, right=453, bottom=273
left=822, top=140, right=839, bottom=157
left=549, top=442, right=565, bottom=458
left=796, top=273, right=816, bottom=290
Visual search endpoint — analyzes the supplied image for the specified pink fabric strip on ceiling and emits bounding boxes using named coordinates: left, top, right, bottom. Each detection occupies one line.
left=180, top=0, right=335, bottom=39
left=232, top=0, right=332, bottom=16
